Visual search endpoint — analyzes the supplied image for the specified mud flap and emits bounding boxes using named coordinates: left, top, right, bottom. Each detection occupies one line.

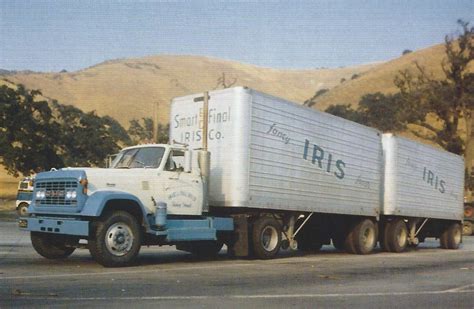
left=229, top=215, right=249, bottom=257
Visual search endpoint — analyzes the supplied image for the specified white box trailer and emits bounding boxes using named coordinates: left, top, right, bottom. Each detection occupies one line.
left=170, top=87, right=383, bottom=217
left=382, top=134, right=464, bottom=220
left=170, top=87, right=464, bottom=256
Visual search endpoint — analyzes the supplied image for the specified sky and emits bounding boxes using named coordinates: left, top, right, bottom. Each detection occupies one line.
left=1, top=1, right=473, bottom=72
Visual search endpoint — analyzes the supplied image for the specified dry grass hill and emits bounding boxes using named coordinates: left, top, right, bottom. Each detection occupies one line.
left=1, top=55, right=375, bottom=127
left=313, top=43, right=470, bottom=144
left=314, top=44, right=447, bottom=110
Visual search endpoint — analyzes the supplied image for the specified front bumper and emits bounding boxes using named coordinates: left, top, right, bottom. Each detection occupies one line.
left=19, top=217, right=89, bottom=236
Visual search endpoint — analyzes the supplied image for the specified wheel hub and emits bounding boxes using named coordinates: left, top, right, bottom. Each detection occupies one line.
left=362, top=227, right=375, bottom=247
left=397, top=228, right=407, bottom=247
left=105, top=223, right=134, bottom=256
left=261, top=226, right=278, bottom=252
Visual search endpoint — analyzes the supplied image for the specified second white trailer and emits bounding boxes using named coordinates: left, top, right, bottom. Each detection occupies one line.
left=380, top=134, right=464, bottom=252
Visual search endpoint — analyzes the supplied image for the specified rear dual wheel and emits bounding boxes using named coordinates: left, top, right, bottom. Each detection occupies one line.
left=381, top=219, right=408, bottom=253
left=252, top=216, right=282, bottom=259
left=440, top=222, right=462, bottom=249
left=345, top=219, right=377, bottom=255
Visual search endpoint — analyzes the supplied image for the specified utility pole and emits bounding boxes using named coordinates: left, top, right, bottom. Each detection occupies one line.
left=153, top=101, right=159, bottom=143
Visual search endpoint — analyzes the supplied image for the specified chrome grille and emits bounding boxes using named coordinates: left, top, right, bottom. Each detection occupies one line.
left=35, top=180, right=78, bottom=205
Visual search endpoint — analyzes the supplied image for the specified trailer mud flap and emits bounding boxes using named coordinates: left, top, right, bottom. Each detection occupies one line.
left=229, top=215, right=250, bottom=257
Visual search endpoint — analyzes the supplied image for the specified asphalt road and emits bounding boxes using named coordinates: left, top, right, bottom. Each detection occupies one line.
left=1, top=221, right=473, bottom=308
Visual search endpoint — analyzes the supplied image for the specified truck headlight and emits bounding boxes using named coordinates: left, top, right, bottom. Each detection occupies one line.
left=65, top=190, right=77, bottom=200
left=35, top=190, right=46, bottom=200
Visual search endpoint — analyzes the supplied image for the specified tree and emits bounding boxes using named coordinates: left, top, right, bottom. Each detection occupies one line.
left=402, top=49, right=412, bottom=55
left=128, top=118, right=154, bottom=144
left=351, top=73, right=360, bottom=80
left=304, top=88, right=329, bottom=107
left=0, top=84, right=131, bottom=175
left=127, top=117, right=169, bottom=144
left=394, top=20, right=473, bottom=154
left=0, top=85, right=63, bottom=176
left=214, top=73, right=237, bottom=89
left=325, top=104, right=363, bottom=123
left=156, top=123, right=170, bottom=144
left=52, top=102, right=129, bottom=167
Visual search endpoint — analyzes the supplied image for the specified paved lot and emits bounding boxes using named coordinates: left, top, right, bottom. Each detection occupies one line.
left=0, top=221, right=473, bottom=308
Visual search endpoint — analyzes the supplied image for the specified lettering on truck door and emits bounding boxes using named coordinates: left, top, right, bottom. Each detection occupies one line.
left=161, top=150, right=203, bottom=215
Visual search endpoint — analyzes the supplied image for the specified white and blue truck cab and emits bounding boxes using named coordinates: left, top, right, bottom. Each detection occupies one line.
left=19, top=143, right=233, bottom=267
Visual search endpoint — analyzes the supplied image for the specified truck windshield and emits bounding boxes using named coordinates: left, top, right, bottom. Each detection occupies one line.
left=111, top=147, right=165, bottom=169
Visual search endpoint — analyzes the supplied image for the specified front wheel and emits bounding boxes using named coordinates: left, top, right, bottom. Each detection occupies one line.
left=252, top=216, right=282, bottom=259
left=17, top=202, right=29, bottom=217
left=440, top=222, right=462, bottom=249
left=31, top=232, right=76, bottom=259
left=89, top=211, right=142, bottom=267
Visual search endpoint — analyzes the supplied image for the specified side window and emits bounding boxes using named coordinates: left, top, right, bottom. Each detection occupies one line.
left=165, top=151, right=185, bottom=172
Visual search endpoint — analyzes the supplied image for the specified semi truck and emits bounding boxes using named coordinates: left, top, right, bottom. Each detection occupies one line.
left=16, top=176, right=34, bottom=216
left=19, top=87, right=464, bottom=267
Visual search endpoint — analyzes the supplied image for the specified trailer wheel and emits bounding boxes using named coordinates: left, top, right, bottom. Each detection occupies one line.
left=17, top=202, right=29, bottom=217
left=350, top=219, right=377, bottom=255
left=440, top=222, right=462, bottom=249
left=380, top=221, right=392, bottom=252
left=386, top=219, right=408, bottom=253
left=463, top=221, right=473, bottom=236
left=89, top=211, right=142, bottom=267
left=252, top=216, right=282, bottom=259
left=31, top=232, right=76, bottom=259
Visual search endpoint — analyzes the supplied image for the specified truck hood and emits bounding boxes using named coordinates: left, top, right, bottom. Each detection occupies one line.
left=62, top=167, right=159, bottom=197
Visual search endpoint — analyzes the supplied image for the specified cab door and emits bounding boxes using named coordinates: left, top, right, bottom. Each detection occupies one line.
left=160, top=150, right=204, bottom=216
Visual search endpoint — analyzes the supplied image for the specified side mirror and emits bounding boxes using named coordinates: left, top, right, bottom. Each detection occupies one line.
left=184, top=150, right=192, bottom=173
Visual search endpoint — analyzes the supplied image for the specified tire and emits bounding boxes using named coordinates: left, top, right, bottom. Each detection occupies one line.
left=89, top=211, right=142, bottom=267
left=350, top=219, right=377, bottom=255
left=440, top=222, right=462, bottom=249
left=252, top=216, right=282, bottom=259
left=463, top=221, right=473, bottom=236
left=386, top=219, right=408, bottom=253
left=17, top=202, right=29, bottom=217
left=380, top=221, right=392, bottom=252
left=31, top=232, right=76, bottom=259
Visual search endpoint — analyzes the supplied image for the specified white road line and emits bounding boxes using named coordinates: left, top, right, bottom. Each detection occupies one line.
left=444, top=283, right=474, bottom=292
left=5, top=288, right=473, bottom=301
left=0, top=262, right=258, bottom=280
